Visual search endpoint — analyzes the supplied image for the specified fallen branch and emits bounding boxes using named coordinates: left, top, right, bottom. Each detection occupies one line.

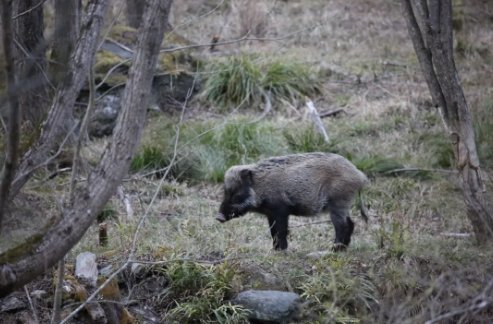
left=384, top=167, right=457, bottom=175
left=305, top=99, right=329, bottom=143
left=319, top=108, right=346, bottom=118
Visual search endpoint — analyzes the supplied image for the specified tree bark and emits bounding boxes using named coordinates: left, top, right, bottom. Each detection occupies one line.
left=401, top=0, right=493, bottom=243
left=0, top=0, right=21, bottom=226
left=126, top=0, right=146, bottom=28
left=0, top=0, right=173, bottom=297
left=12, top=0, right=50, bottom=127
left=50, top=0, right=81, bottom=85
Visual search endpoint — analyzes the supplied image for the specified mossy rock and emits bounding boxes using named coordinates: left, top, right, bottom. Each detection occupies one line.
left=94, top=50, right=131, bottom=86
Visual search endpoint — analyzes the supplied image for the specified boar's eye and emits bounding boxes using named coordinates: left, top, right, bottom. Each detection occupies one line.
left=231, top=193, right=246, bottom=204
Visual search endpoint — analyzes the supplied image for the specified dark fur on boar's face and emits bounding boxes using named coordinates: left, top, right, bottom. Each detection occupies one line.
left=217, top=152, right=369, bottom=251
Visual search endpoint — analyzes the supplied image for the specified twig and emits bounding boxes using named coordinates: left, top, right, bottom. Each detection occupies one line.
left=384, top=167, right=457, bottom=175
left=159, top=25, right=321, bottom=54
left=425, top=277, right=493, bottom=324
left=319, top=108, right=345, bottom=118
left=12, top=123, right=78, bottom=188
left=68, top=63, right=96, bottom=204
left=117, top=186, right=134, bottom=222
left=51, top=259, right=65, bottom=324
left=441, top=232, right=471, bottom=238
left=24, top=286, right=40, bottom=324
left=250, top=90, right=272, bottom=123
left=12, top=0, right=48, bottom=19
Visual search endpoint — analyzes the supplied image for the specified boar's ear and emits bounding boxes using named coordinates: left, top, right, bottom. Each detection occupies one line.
left=239, top=168, right=253, bottom=184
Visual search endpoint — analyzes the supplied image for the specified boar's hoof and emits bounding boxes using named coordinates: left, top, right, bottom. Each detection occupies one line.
left=331, top=243, right=347, bottom=252
left=216, top=213, right=227, bottom=223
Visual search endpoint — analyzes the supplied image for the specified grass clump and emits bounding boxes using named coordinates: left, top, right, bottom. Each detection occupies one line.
left=351, top=154, right=404, bottom=178
left=164, top=261, right=249, bottom=323
left=298, top=254, right=378, bottom=322
left=202, top=55, right=320, bottom=110
left=417, top=132, right=455, bottom=169
left=283, top=125, right=340, bottom=154
left=474, top=96, right=493, bottom=169
left=130, top=145, right=169, bottom=173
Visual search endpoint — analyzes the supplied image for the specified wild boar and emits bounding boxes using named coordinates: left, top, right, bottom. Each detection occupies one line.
left=216, top=152, right=368, bottom=251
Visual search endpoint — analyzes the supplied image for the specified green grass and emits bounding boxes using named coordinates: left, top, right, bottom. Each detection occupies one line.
left=474, top=96, right=493, bottom=169
left=164, top=261, right=250, bottom=323
left=131, top=117, right=411, bottom=183
left=201, top=55, right=321, bottom=110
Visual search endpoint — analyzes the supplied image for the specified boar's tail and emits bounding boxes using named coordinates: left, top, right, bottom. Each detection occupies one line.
left=358, top=190, right=369, bottom=223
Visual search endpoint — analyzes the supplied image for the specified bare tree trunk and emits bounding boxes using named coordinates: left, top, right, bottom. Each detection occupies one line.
left=0, top=0, right=173, bottom=297
left=12, top=0, right=50, bottom=127
left=50, top=0, right=81, bottom=85
left=126, top=0, right=146, bottom=28
left=401, top=0, right=493, bottom=243
left=0, top=0, right=21, bottom=226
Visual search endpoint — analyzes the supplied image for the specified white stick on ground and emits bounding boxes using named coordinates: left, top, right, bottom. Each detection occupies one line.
left=306, top=99, right=329, bottom=143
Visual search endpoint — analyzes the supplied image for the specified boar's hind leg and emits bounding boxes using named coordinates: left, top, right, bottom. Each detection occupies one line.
left=267, top=214, right=289, bottom=250
left=329, top=206, right=354, bottom=248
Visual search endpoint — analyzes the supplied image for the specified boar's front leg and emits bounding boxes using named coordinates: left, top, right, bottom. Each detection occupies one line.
left=329, top=206, right=354, bottom=251
left=267, top=213, right=289, bottom=250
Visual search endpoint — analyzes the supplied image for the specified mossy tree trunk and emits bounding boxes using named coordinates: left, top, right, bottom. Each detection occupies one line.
left=0, top=0, right=174, bottom=297
left=401, top=0, right=493, bottom=243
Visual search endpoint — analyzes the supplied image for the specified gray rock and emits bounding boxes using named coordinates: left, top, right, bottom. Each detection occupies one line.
left=99, top=264, right=114, bottom=278
left=233, top=290, right=302, bottom=323
left=0, top=296, right=26, bottom=312
left=30, top=289, right=47, bottom=300
left=89, top=95, right=122, bottom=137
left=76, top=252, right=98, bottom=287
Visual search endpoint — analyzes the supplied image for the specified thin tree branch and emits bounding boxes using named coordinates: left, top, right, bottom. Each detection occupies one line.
left=401, top=0, right=448, bottom=117
left=50, top=258, right=65, bottom=324
left=24, top=286, right=40, bottom=324
left=12, top=0, right=48, bottom=19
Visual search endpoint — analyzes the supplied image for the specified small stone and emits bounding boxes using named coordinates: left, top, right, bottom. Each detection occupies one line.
left=76, top=252, right=98, bottom=287
left=0, top=296, right=26, bottom=312
left=31, top=290, right=48, bottom=300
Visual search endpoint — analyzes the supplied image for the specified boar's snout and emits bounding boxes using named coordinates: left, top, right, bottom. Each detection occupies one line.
left=216, top=213, right=227, bottom=223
